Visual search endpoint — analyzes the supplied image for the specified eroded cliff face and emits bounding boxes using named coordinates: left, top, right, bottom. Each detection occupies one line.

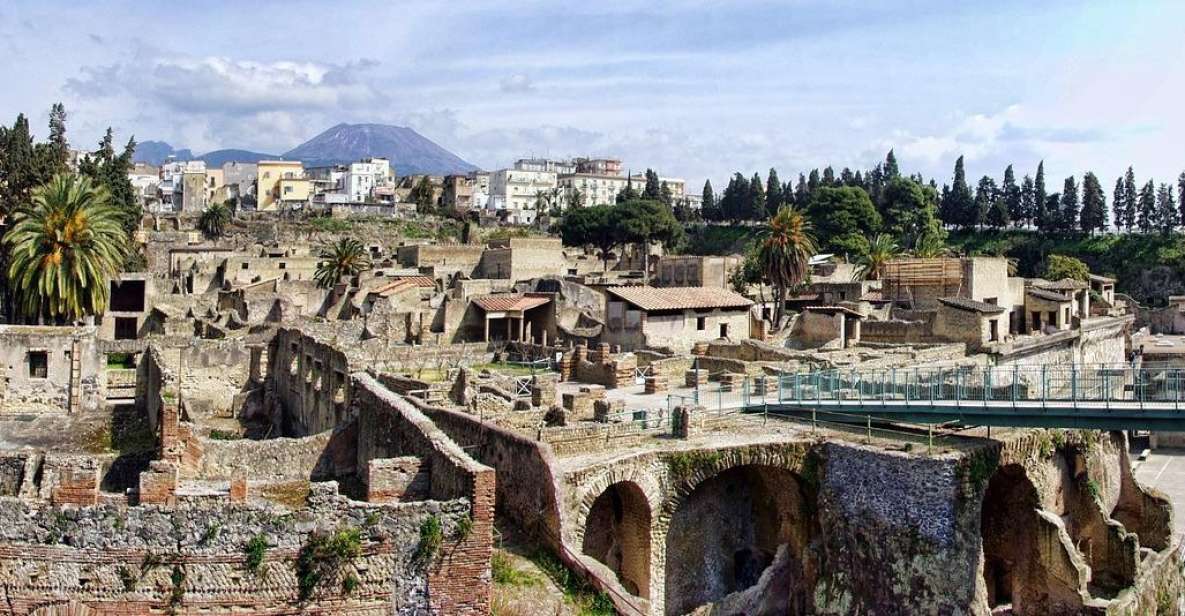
left=614, top=430, right=1181, bottom=616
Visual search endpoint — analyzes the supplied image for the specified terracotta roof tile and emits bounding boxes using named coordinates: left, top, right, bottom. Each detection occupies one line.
left=1027, top=288, right=1072, bottom=302
left=390, top=275, right=436, bottom=288
left=1036, top=278, right=1088, bottom=291
left=606, top=286, right=753, bottom=311
left=938, top=297, right=1006, bottom=314
left=472, top=294, right=551, bottom=312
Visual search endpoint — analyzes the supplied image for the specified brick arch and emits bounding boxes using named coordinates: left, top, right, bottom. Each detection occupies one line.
left=573, top=466, right=663, bottom=542
left=656, top=445, right=807, bottom=529
left=581, top=480, right=654, bottom=599
left=656, top=446, right=815, bottom=616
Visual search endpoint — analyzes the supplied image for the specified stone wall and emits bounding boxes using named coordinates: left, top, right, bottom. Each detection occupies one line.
left=195, top=425, right=357, bottom=482
left=0, top=486, right=474, bottom=614
left=0, top=325, right=103, bottom=413
left=268, top=328, right=352, bottom=436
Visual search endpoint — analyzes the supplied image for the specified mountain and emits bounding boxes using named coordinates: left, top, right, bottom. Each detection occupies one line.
left=197, top=149, right=277, bottom=166
left=282, top=123, right=478, bottom=175
left=134, top=141, right=194, bottom=165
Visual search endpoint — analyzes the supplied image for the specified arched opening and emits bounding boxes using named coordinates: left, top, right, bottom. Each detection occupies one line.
left=582, top=481, right=651, bottom=598
left=664, top=465, right=814, bottom=615
left=981, top=464, right=1042, bottom=612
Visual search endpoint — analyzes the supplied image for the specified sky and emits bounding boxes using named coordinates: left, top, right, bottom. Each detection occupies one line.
left=1, top=0, right=1183, bottom=191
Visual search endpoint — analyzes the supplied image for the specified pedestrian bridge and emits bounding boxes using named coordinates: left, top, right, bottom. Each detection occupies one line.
left=674, top=364, right=1185, bottom=431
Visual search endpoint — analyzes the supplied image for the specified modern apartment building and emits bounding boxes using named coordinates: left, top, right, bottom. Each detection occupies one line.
left=256, top=160, right=308, bottom=211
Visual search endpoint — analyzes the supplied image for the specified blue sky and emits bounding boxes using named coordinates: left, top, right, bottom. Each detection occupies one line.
left=2, top=0, right=1182, bottom=191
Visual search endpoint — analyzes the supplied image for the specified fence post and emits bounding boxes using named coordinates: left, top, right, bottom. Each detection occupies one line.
left=866, top=414, right=872, bottom=444
left=927, top=424, right=933, bottom=455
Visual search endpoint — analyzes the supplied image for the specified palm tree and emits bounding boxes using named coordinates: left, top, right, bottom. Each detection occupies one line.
left=3, top=173, right=129, bottom=322
left=911, top=232, right=948, bottom=259
left=198, top=202, right=231, bottom=238
left=313, top=238, right=371, bottom=288
left=854, top=234, right=900, bottom=281
left=758, top=206, right=816, bottom=327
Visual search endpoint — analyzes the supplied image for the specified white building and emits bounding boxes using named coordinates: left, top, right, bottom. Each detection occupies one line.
left=489, top=168, right=557, bottom=224
left=513, top=157, right=576, bottom=174
left=342, top=158, right=392, bottom=203
left=557, top=173, right=638, bottom=207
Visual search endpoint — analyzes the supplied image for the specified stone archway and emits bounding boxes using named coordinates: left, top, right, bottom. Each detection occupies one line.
left=662, top=464, right=814, bottom=616
left=581, top=480, right=652, bottom=598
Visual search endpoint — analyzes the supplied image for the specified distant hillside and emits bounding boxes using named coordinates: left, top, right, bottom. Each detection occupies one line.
left=134, top=141, right=193, bottom=165
left=197, top=149, right=277, bottom=166
left=282, top=123, right=478, bottom=175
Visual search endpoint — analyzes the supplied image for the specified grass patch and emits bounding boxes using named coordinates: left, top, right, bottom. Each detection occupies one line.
left=492, top=550, right=541, bottom=587
left=106, top=352, right=137, bottom=369
left=308, top=217, right=353, bottom=233
left=258, top=481, right=311, bottom=509
left=666, top=450, right=724, bottom=479
left=415, top=515, right=443, bottom=563
left=529, top=550, right=615, bottom=616
left=207, top=429, right=242, bottom=441
left=470, top=362, right=553, bottom=377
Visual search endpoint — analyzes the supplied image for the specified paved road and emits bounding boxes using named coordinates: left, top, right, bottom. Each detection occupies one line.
left=1134, top=448, right=1185, bottom=537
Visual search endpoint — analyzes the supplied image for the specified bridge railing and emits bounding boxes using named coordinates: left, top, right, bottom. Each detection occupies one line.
left=742, top=364, right=1185, bottom=408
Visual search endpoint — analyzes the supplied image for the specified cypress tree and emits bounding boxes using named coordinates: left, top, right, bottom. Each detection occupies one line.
left=975, top=175, right=1001, bottom=228
left=794, top=173, right=808, bottom=206
left=1079, top=172, right=1106, bottom=234
left=944, top=156, right=975, bottom=229
left=822, top=166, right=836, bottom=186
left=765, top=168, right=782, bottom=214
left=1020, top=175, right=1035, bottom=228
left=749, top=172, right=766, bottom=220
left=642, top=168, right=661, bottom=200
left=884, top=149, right=900, bottom=178
left=1137, top=180, right=1156, bottom=233
left=1112, top=177, right=1126, bottom=233
left=807, top=169, right=820, bottom=194
left=1178, top=171, right=1185, bottom=227
left=1002, top=165, right=1021, bottom=226
left=1033, top=161, right=1047, bottom=231
left=839, top=167, right=855, bottom=186
left=1123, top=167, right=1138, bottom=231
left=1156, top=183, right=1178, bottom=235
left=701, top=180, right=716, bottom=220
left=1059, top=176, right=1079, bottom=231
left=46, top=103, right=69, bottom=172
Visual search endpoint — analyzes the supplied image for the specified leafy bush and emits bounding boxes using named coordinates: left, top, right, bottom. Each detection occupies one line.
left=244, top=533, right=268, bottom=573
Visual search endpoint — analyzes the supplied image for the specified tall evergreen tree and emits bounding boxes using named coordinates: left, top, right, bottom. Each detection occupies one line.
left=1001, top=165, right=1021, bottom=226
left=77, top=128, right=138, bottom=235
left=1123, top=167, right=1138, bottom=231
left=839, top=167, right=855, bottom=186
left=642, top=168, right=661, bottom=200
left=46, top=103, right=69, bottom=171
left=1112, top=176, right=1127, bottom=233
left=1020, top=175, right=1035, bottom=228
left=1033, top=161, right=1047, bottom=231
left=794, top=173, right=808, bottom=207
left=822, top=166, right=836, bottom=186
left=975, top=175, right=1001, bottom=228
left=807, top=169, right=820, bottom=194
left=884, top=150, right=900, bottom=178
left=1079, top=172, right=1106, bottom=234
left=1137, top=180, right=1156, bottom=233
left=659, top=181, right=673, bottom=207
left=765, top=168, right=782, bottom=214
left=749, top=172, right=766, bottom=220
left=701, top=180, right=717, bottom=220
left=941, top=155, right=975, bottom=229
left=1178, top=171, right=1185, bottom=227
left=1058, top=176, right=1079, bottom=231
left=1156, top=183, right=1178, bottom=236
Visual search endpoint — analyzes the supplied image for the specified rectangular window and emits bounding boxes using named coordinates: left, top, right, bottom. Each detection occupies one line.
left=989, top=319, right=999, bottom=342
left=28, top=351, right=48, bottom=379
left=984, top=297, right=998, bottom=306
left=241, top=262, right=249, bottom=270
left=696, top=317, right=706, bottom=331
left=719, top=323, right=729, bottom=338
left=114, top=317, right=138, bottom=340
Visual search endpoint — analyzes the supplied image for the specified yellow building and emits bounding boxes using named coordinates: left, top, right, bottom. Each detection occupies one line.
left=277, top=177, right=312, bottom=207
left=256, top=161, right=306, bottom=210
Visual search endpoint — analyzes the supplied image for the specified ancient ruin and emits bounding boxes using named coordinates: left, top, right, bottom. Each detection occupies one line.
left=0, top=212, right=1181, bottom=615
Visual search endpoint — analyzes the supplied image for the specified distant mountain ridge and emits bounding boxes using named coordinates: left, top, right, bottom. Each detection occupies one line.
left=282, top=123, right=478, bottom=175
left=134, top=123, right=477, bottom=175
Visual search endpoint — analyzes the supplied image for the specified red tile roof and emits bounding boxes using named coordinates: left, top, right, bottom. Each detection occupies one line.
left=606, top=286, right=753, bottom=311
left=390, top=275, right=436, bottom=288
left=472, top=294, right=551, bottom=312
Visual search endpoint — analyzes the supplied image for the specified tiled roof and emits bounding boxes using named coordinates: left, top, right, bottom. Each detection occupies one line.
left=606, top=286, right=753, bottom=311
left=938, top=297, right=1006, bottom=314
left=390, top=275, right=436, bottom=288
left=1088, top=273, right=1116, bottom=284
left=1036, top=278, right=1088, bottom=291
left=372, top=279, right=418, bottom=297
left=472, top=294, right=551, bottom=312
left=1027, top=288, right=1072, bottom=303
left=803, top=305, right=866, bottom=318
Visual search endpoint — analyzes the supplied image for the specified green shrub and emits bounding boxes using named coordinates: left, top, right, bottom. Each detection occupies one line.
left=207, top=429, right=241, bottom=441
left=244, top=533, right=268, bottom=573
left=492, top=550, right=540, bottom=587
left=297, top=527, right=364, bottom=601
left=415, top=516, right=443, bottom=563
